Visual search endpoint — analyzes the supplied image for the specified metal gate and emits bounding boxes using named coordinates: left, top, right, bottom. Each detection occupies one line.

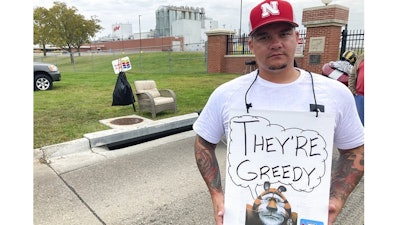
left=340, top=25, right=364, bottom=58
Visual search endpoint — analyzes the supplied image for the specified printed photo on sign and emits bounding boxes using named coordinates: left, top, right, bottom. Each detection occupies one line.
left=223, top=110, right=335, bottom=225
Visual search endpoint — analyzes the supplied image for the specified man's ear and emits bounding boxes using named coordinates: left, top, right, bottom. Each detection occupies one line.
left=248, top=37, right=254, bottom=54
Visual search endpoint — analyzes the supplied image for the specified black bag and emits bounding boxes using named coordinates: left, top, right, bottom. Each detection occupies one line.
left=112, top=72, right=135, bottom=110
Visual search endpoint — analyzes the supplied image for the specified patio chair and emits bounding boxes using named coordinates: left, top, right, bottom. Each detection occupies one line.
left=133, top=80, right=177, bottom=118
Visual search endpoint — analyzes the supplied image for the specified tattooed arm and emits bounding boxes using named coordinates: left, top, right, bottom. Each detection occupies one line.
left=328, top=144, right=364, bottom=225
left=194, top=134, right=224, bottom=225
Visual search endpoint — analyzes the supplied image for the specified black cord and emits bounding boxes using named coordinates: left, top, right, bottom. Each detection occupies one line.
left=309, top=71, right=319, bottom=117
left=245, top=70, right=259, bottom=113
left=244, top=70, right=318, bottom=116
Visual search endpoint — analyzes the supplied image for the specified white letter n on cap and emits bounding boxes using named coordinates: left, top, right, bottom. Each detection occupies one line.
left=261, top=1, right=280, bottom=18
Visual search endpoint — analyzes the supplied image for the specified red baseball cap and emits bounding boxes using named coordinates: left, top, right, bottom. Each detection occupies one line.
left=249, top=0, right=298, bottom=35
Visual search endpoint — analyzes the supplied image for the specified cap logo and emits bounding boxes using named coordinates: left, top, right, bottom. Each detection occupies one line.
left=261, top=1, right=280, bottom=18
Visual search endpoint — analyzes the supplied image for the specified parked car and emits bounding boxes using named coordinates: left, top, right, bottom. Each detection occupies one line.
left=34, top=62, right=61, bottom=91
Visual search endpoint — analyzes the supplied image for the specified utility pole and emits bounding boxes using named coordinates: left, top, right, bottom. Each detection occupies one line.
left=139, top=15, right=142, bottom=72
left=239, top=0, right=243, bottom=38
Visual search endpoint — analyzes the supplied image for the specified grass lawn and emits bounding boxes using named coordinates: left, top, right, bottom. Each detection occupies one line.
left=34, top=51, right=239, bottom=149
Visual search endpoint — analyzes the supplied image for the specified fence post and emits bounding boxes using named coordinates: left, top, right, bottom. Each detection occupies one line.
left=301, top=4, right=349, bottom=73
left=205, top=29, right=235, bottom=73
left=340, top=24, right=348, bottom=58
left=241, top=33, right=246, bottom=55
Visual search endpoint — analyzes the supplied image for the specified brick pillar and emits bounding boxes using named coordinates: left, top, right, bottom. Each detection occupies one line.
left=206, top=29, right=235, bottom=73
left=301, top=4, right=349, bottom=73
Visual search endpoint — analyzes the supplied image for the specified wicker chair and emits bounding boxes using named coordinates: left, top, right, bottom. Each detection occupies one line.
left=133, top=80, right=177, bottom=118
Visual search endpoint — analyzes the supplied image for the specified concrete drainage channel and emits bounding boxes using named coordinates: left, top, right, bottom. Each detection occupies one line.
left=100, top=115, right=196, bottom=150
left=36, top=113, right=199, bottom=162
left=91, top=113, right=199, bottom=150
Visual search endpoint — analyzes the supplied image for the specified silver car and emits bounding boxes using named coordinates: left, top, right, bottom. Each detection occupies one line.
left=34, top=62, right=61, bottom=91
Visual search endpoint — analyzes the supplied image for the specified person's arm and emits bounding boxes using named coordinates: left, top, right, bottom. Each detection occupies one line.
left=194, top=134, right=224, bottom=225
left=348, top=64, right=357, bottom=95
left=348, top=54, right=363, bottom=95
left=328, top=144, right=364, bottom=225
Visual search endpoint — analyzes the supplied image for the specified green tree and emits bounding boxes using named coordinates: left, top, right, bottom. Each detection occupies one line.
left=33, top=1, right=102, bottom=63
left=34, top=7, right=52, bottom=57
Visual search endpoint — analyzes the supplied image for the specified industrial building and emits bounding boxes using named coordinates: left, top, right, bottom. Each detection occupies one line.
left=39, top=5, right=220, bottom=52
left=111, top=23, right=133, bottom=40
left=155, top=5, right=218, bottom=51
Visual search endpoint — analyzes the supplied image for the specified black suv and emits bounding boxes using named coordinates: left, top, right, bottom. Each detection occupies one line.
left=34, top=62, right=61, bottom=91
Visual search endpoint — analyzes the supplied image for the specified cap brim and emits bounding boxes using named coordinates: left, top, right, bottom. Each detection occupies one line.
left=249, top=20, right=299, bottom=36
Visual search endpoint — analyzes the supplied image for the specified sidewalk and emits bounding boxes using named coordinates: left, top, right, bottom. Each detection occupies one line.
left=34, top=130, right=220, bottom=225
left=33, top=114, right=364, bottom=225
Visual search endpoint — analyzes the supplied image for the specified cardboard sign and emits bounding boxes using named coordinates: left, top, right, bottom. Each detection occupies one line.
left=112, top=56, right=132, bottom=74
left=223, top=110, right=335, bottom=225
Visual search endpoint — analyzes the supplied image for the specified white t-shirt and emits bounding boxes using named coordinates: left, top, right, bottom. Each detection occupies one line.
left=193, top=69, right=364, bottom=150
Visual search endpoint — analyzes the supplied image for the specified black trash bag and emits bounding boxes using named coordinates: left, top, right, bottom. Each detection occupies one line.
left=112, top=72, right=135, bottom=108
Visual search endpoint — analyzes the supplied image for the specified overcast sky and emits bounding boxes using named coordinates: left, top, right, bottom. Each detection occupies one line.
left=32, top=0, right=364, bottom=38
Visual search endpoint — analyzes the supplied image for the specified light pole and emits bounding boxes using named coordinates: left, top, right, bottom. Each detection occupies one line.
left=121, top=35, right=124, bottom=53
left=138, top=15, right=142, bottom=72
left=239, top=0, right=243, bottom=38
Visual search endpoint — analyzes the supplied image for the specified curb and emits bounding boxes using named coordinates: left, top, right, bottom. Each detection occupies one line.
left=35, top=138, right=92, bottom=163
left=35, top=113, right=199, bottom=163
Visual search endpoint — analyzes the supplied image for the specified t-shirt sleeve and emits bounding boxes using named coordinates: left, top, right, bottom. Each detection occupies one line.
left=192, top=87, right=226, bottom=144
left=333, top=84, right=364, bottom=149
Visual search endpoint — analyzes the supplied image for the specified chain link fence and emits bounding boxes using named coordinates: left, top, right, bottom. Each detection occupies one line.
left=34, top=44, right=207, bottom=75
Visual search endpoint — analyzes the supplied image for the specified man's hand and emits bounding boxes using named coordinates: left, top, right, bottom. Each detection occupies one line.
left=211, top=192, right=224, bottom=225
left=328, top=197, right=344, bottom=225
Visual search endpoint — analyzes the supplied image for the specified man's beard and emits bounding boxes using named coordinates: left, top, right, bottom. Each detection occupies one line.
left=268, top=63, right=288, bottom=70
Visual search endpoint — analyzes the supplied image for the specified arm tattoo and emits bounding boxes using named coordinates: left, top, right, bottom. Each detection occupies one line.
left=330, top=145, right=364, bottom=201
left=194, top=135, right=222, bottom=194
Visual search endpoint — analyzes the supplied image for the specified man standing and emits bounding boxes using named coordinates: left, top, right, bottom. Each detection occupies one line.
left=193, top=1, right=364, bottom=225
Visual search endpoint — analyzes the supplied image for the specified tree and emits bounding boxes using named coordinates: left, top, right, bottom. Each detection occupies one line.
left=33, top=1, right=103, bottom=64
left=34, top=7, right=52, bottom=57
